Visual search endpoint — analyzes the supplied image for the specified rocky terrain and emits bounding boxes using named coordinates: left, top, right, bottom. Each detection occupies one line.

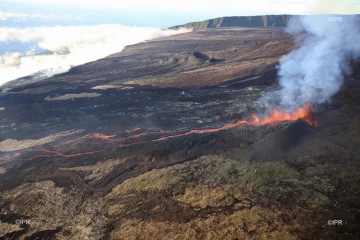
left=168, top=14, right=360, bottom=31
left=168, top=15, right=292, bottom=30
left=0, top=27, right=360, bottom=239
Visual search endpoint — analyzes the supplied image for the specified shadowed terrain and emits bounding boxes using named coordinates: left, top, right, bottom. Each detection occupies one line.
left=168, top=15, right=292, bottom=30
left=0, top=28, right=360, bottom=239
left=168, top=14, right=360, bottom=31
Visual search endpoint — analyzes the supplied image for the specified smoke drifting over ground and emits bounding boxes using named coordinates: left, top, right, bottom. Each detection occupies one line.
left=0, top=24, right=190, bottom=85
left=262, top=15, right=360, bottom=111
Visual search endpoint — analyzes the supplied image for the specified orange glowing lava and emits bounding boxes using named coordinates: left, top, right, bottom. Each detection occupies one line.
left=53, top=133, right=116, bottom=148
left=248, top=104, right=317, bottom=126
left=0, top=104, right=317, bottom=164
left=133, top=104, right=317, bottom=144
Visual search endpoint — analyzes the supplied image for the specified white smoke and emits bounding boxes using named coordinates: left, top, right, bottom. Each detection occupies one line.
left=263, top=15, right=360, bottom=111
left=0, top=24, right=190, bottom=85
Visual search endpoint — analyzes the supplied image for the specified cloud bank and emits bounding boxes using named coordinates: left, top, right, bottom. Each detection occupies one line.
left=0, top=24, right=190, bottom=85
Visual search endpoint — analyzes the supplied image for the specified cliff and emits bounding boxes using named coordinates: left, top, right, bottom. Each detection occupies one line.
left=168, top=15, right=294, bottom=30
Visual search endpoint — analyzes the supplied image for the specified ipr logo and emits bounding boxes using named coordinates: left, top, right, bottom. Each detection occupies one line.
left=328, top=220, right=342, bottom=225
left=15, top=219, right=31, bottom=225
left=328, top=17, right=343, bottom=23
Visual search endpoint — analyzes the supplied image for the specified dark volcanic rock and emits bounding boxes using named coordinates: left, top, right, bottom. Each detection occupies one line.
left=168, top=14, right=360, bottom=31
left=192, top=51, right=212, bottom=60
left=0, top=28, right=360, bottom=239
left=1, top=28, right=293, bottom=91
left=168, top=15, right=293, bottom=30
left=250, top=120, right=316, bottom=160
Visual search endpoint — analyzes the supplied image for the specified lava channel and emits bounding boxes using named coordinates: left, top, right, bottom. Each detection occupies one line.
left=0, top=104, right=317, bottom=164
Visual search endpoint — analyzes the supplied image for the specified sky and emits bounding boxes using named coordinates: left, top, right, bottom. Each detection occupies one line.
left=0, top=0, right=359, bottom=85
left=0, top=0, right=359, bottom=28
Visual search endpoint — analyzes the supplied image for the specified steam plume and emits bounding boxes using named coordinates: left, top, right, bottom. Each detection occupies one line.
left=263, top=15, right=360, bottom=111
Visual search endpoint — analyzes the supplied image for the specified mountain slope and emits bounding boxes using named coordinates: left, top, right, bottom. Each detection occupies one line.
left=168, top=15, right=293, bottom=30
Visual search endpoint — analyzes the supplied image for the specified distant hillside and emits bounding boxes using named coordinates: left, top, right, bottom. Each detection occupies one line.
left=168, top=15, right=295, bottom=30
left=169, top=14, right=360, bottom=31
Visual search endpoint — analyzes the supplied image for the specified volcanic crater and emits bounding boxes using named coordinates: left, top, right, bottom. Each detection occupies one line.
left=0, top=28, right=360, bottom=239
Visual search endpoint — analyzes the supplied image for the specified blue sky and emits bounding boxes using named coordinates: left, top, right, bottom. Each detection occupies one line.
left=1, top=0, right=359, bottom=28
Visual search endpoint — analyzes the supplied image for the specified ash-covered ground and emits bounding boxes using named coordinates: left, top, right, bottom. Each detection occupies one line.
left=0, top=28, right=360, bottom=240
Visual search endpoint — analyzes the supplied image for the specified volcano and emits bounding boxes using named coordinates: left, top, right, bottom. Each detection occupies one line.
left=0, top=104, right=317, bottom=164
left=0, top=27, right=360, bottom=240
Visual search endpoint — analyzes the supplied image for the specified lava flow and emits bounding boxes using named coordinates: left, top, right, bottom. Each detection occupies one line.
left=249, top=104, right=317, bottom=126
left=58, top=133, right=116, bottom=147
left=126, top=104, right=317, bottom=144
left=0, top=104, right=316, bottom=164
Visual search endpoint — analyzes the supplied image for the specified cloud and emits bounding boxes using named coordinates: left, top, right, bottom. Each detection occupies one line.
left=0, top=24, right=190, bottom=85
left=2, top=0, right=359, bottom=15
left=0, top=10, right=50, bottom=21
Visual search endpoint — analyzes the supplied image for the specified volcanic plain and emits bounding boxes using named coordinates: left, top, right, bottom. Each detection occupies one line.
left=0, top=27, right=360, bottom=239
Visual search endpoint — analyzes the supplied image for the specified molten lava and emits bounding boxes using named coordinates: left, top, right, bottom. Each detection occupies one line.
left=0, top=104, right=316, bottom=164
left=248, top=104, right=317, bottom=126
left=126, top=104, right=317, bottom=144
